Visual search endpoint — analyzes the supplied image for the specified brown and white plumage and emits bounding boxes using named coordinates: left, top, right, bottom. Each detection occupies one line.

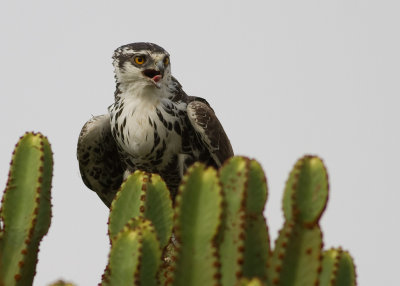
left=77, top=42, right=233, bottom=207
left=77, top=114, right=125, bottom=206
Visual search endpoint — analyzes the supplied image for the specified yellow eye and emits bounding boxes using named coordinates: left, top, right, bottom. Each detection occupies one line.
left=163, top=56, right=169, bottom=66
left=134, top=56, right=145, bottom=65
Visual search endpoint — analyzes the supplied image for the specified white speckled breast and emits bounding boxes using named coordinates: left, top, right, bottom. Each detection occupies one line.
left=109, top=93, right=186, bottom=169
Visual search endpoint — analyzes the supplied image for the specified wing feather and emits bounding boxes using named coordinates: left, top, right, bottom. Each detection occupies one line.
left=187, top=100, right=234, bottom=166
left=77, top=114, right=125, bottom=207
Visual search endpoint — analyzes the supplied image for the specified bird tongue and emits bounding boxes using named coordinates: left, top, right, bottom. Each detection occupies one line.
left=153, top=75, right=162, bottom=82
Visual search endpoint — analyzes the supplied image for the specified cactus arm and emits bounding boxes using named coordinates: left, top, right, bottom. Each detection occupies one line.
left=267, top=222, right=323, bottom=286
left=170, top=163, right=222, bottom=286
left=217, top=157, right=270, bottom=284
left=139, top=223, right=162, bottom=286
left=319, top=248, right=356, bottom=286
left=108, top=171, right=173, bottom=249
left=242, top=159, right=270, bottom=281
left=217, top=157, right=249, bottom=286
left=144, top=173, right=173, bottom=249
left=0, top=132, right=53, bottom=286
left=102, top=226, right=142, bottom=286
left=334, top=251, right=356, bottom=286
left=108, top=171, right=144, bottom=239
left=319, top=248, right=338, bottom=286
left=131, top=218, right=162, bottom=286
left=128, top=218, right=162, bottom=286
left=102, top=218, right=161, bottom=286
left=283, top=156, right=328, bottom=226
left=268, top=155, right=329, bottom=286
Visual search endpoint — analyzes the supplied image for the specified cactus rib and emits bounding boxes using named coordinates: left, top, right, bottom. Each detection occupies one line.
left=102, top=218, right=161, bottom=286
left=319, top=248, right=356, bottom=286
left=267, top=222, right=323, bottom=286
left=283, top=155, right=329, bottom=226
left=218, top=157, right=250, bottom=286
left=0, top=132, right=53, bottom=286
left=108, top=171, right=173, bottom=249
left=170, top=163, right=222, bottom=286
left=242, top=160, right=270, bottom=281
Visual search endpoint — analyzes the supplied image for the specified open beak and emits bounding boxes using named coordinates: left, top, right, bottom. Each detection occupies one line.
left=142, top=61, right=165, bottom=88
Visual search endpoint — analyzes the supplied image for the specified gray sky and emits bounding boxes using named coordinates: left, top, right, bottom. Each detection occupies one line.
left=0, top=1, right=398, bottom=285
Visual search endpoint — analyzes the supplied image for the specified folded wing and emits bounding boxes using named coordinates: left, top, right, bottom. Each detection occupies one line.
left=77, top=114, right=125, bottom=207
left=187, top=100, right=234, bottom=167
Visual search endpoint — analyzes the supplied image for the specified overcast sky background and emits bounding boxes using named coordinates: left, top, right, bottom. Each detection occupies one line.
left=0, top=1, right=398, bottom=285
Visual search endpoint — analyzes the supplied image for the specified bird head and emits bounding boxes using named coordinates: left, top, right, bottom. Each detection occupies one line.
left=112, top=42, right=172, bottom=89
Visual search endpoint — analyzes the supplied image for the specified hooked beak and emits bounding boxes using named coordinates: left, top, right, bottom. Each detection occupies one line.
left=156, top=60, right=165, bottom=76
left=142, top=61, right=165, bottom=88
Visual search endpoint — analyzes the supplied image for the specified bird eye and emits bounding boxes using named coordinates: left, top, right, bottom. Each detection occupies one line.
left=163, top=56, right=169, bottom=66
left=134, top=56, right=146, bottom=65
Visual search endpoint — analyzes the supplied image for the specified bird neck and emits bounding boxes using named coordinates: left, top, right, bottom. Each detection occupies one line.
left=116, top=81, right=168, bottom=101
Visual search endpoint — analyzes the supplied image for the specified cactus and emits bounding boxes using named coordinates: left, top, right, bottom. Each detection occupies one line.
left=169, top=163, right=223, bottom=286
left=266, top=155, right=356, bottom=286
left=108, top=170, right=173, bottom=249
left=0, top=133, right=357, bottom=286
left=217, top=157, right=249, bottom=286
left=0, top=132, right=53, bottom=286
left=102, top=217, right=161, bottom=286
left=103, top=171, right=173, bottom=286
left=282, top=155, right=329, bottom=225
left=217, top=157, right=270, bottom=285
left=242, top=160, right=270, bottom=281
left=98, top=155, right=356, bottom=286
left=267, top=156, right=326, bottom=286
left=319, top=248, right=356, bottom=286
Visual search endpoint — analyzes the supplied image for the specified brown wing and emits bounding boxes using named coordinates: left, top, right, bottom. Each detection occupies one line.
left=186, top=100, right=234, bottom=166
left=77, top=114, right=125, bottom=207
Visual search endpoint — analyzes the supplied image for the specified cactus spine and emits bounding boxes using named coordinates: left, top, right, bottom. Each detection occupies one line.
left=0, top=132, right=53, bottom=286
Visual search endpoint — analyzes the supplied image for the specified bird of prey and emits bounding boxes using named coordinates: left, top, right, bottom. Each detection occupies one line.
left=77, top=42, right=233, bottom=207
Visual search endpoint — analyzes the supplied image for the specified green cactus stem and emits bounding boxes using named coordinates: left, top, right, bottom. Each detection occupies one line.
left=102, top=218, right=161, bottom=286
left=267, top=221, right=323, bottom=286
left=319, top=248, right=356, bottom=286
left=0, top=132, right=53, bottom=286
left=102, top=225, right=142, bottom=286
left=108, top=170, right=173, bottom=249
left=268, top=155, right=328, bottom=286
left=242, top=159, right=270, bottom=281
left=0, top=131, right=359, bottom=286
left=169, top=163, right=222, bottom=286
left=218, top=157, right=249, bottom=286
left=217, top=157, right=270, bottom=285
left=282, top=155, right=328, bottom=226
left=129, top=218, right=162, bottom=286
